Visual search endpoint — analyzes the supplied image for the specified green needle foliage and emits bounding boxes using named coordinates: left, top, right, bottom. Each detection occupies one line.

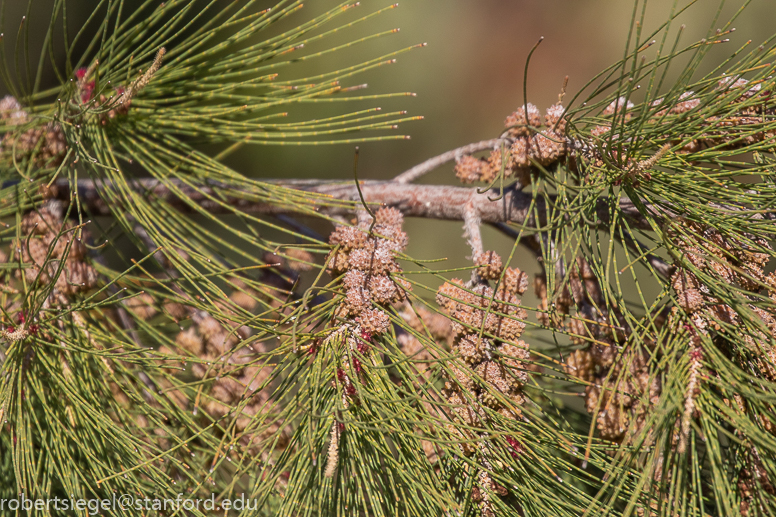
left=0, top=0, right=775, bottom=516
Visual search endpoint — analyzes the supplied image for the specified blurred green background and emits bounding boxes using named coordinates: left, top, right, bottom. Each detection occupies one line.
left=2, top=0, right=775, bottom=283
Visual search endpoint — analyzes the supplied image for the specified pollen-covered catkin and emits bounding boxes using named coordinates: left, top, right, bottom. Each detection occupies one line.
left=324, top=421, right=341, bottom=478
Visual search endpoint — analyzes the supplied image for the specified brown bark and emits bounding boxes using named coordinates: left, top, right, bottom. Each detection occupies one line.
left=58, top=178, right=649, bottom=229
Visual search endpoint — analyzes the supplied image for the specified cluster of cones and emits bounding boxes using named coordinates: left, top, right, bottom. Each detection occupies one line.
left=454, top=97, right=570, bottom=185
left=591, top=77, right=775, bottom=154
left=320, top=207, right=412, bottom=477
left=4, top=199, right=98, bottom=300
left=436, top=258, right=530, bottom=430
left=327, top=207, right=411, bottom=337
left=164, top=251, right=316, bottom=453
left=435, top=251, right=531, bottom=516
left=667, top=220, right=776, bottom=487
left=0, top=96, right=66, bottom=168
left=543, top=258, right=661, bottom=443
left=668, top=220, right=776, bottom=376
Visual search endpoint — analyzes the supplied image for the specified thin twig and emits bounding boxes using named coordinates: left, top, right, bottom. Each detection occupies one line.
left=393, top=139, right=505, bottom=184
left=463, top=199, right=483, bottom=259
left=463, top=197, right=484, bottom=283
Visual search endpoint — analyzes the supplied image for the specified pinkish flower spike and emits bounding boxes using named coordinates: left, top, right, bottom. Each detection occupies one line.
left=505, top=436, right=523, bottom=458
left=336, top=368, right=347, bottom=384
left=356, top=341, right=371, bottom=355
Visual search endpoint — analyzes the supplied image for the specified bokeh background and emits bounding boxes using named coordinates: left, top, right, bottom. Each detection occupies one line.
left=3, top=0, right=775, bottom=280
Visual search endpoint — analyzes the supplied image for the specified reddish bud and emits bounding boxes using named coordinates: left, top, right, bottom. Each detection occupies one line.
left=505, top=436, right=523, bottom=458
left=356, top=341, right=371, bottom=355
left=81, top=81, right=95, bottom=103
left=352, top=357, right=362, bottom=375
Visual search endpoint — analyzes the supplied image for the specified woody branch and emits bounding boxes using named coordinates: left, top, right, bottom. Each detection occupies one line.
left=49, top=175, right=677, bottom=277
left=54, top=177, right=651, bottom=229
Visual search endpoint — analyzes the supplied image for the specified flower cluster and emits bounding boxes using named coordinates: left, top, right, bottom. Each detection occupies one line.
left=668, top=220, right=776, bottom=354
left=327, top=207, right=410, bottom=336
left=0, top=96, right=66, bottom=167
left=73, top=65, right=131, bottom=124
left=72, top=49, right=166, bottom=125
left=169, top=290, right=287, bottom=453
left=542, top=258, right=661, bottom=443
left=0, top=310, right=41, bottom=343
left=591, top=78, right=774, bottom=153
left=0, top=50, right=166, bottom=170
left=436, top=252, right=530, bottom=436
left=453, top=96, right=570, bottom=185
left=6, top=201, right=98, bottom=299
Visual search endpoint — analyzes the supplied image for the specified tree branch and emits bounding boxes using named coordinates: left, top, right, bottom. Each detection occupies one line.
left=57, top=178, right=651, bottom=230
